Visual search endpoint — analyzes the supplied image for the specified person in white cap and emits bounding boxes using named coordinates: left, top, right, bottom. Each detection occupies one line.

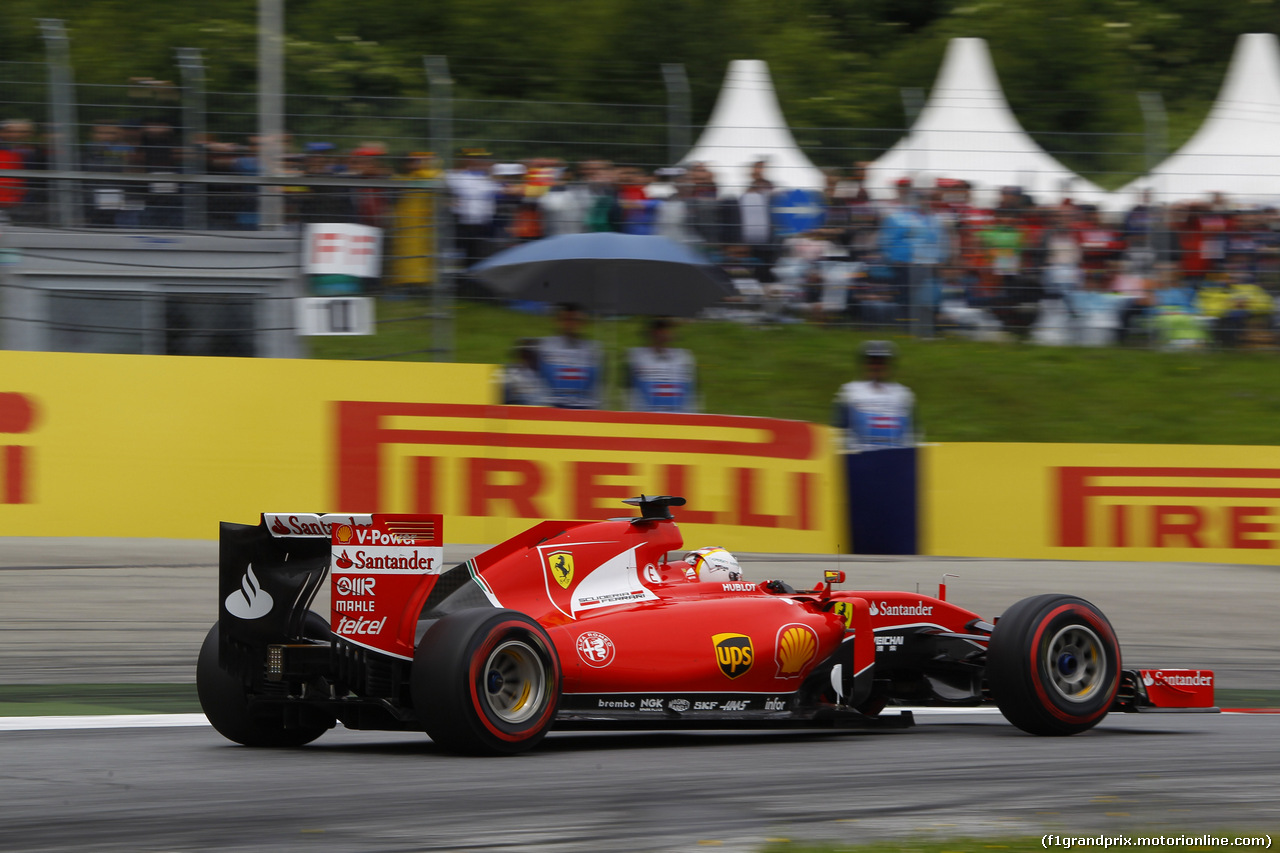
left=833, top=340, right=916, bottom=450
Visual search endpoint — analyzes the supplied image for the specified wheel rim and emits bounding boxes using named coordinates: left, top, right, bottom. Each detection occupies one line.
left=482, top=639, right=547, bottom=725
left=1044, top=624, right=1105, bottom=703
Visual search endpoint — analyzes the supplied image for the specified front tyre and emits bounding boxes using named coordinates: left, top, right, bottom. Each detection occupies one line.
left=987, top=594, right=1120, bottom=736
left=412, top=609, right=561, bottom=755
left=196, top=623, right=331, bottom=747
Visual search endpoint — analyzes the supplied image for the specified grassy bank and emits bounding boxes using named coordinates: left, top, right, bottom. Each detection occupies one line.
left=0, top=684, right=200, bottom=716
left=311, top=299, right=1280, bottom=446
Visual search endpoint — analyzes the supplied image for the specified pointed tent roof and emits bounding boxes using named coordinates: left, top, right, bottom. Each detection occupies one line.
left=867, top=38, right=1108, bottom=207
left=1116, top=33, right=1280, bottom=208
left=681, top=59, right=826, bottom=195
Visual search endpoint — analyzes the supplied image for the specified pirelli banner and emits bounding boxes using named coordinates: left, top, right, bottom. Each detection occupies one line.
left=924, top=443, right=1280, bottom=565
left=0, top=351, right=842, bottom=551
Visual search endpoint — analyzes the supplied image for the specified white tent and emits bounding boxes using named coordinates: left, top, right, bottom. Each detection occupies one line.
left=1115, top=33, right=1280, bottom=209
left=867, top=38, right=1108, bottom=207
left=681, top=59, right=827, bottom=195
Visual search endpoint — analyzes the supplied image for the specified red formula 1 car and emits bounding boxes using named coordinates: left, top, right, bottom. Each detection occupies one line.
left=197, top=496, right=1216, bottom=755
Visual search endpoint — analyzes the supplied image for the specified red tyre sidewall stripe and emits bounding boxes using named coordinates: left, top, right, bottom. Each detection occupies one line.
left=467, top=619, right=560, bottom=743
left=1029, top=604, right=1120, bottom=725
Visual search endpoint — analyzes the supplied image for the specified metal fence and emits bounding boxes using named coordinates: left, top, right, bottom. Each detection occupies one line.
left=3, top=52, right=1279, bottom=365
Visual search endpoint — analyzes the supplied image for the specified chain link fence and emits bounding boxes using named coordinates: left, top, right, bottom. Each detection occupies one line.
left=3, top=54, right=1280, bottom=367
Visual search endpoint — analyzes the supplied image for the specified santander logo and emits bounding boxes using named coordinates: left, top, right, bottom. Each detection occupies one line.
left=1143, top=670, right=1212, bottom=688
left=225, top=564, right=273, bottom=620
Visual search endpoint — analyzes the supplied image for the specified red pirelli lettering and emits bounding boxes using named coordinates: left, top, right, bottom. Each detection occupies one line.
left=411, top=456, right=436, bottom=514
left=4, top=445, right=27, bottom=504
left=1152, top=505, right=1205, bottom=548
left=1057, top=466, right=1280, bottom=550
left=1229, top=506, right=1275, bottom=549
left=335, top=401, right=814, bottom=511
left=735, top=468, right=783, bottom=528
left=660, top=464, right=719, bottom=525
left=573, top=461, right=635, bottom=519
left=467, top=458, right=545, bottom=519
left=1, top=393, right=37, bottom=505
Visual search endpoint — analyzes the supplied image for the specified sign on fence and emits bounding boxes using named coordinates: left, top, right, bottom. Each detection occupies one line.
left=303, top=223, right=382, bottom=279
left=295, top=296, right=376, bottom=336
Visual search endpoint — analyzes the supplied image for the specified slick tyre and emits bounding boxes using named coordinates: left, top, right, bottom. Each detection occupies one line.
left=196, top=623, right=331, bottom=747
left=412, top=609, right=561, bottom=756
left=987, top=594, right=1120, bottom=736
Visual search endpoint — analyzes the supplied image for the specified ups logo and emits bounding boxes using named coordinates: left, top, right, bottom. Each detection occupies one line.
left=712, top=633, right=754, bottom=679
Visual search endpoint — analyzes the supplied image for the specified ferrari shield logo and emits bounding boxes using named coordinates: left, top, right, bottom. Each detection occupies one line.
left=832, top=601, right=854, bottom=629
left=548, top=551, right=575, bottom=589
left=712, top=633, right=754, bottom=679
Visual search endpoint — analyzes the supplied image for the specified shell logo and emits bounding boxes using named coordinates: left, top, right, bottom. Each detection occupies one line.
left=335, top=524, right=354, bottom=545
left=775, top=623, right=819, bottom=678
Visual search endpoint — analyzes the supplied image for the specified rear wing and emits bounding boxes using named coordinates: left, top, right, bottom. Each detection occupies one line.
left=218, top=513, right=444, bottom=670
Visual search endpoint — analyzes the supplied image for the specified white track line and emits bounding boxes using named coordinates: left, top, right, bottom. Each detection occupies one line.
left=2, top=706, right=1260, bottom=733
left=0, top=714, right=209, bottom=732
left=0, top=708, right=1003, bottom=733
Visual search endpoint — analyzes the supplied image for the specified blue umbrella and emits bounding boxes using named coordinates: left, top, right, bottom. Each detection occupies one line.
left=470, top=232, right=734, bottom=316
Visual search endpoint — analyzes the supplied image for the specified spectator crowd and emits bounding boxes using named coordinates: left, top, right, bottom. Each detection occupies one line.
left=3, top=108, right=1279, bottom=350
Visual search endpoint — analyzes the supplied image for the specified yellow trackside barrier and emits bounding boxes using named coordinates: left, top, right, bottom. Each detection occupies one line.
left=0, top=351, right=842, bottom=552
left=923, top=442, right=1280, bottom=565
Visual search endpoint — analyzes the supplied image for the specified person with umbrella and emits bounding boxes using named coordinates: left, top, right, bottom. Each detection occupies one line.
left=469, top=231, right=735, bottom=316
left=537, top=303, right=604, bottom=409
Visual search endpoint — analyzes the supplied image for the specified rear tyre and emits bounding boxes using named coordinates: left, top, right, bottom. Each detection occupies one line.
left=412, top=609, right=561, bottom=755
left=987, top=594, right=1120, bottom=736
left=196, top=623, right=331, bottom=747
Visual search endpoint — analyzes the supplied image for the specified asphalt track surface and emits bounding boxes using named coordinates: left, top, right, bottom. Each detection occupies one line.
left=2, top=713, right=1277, bottom=852
left=1, top=538, right=1278, bottom=851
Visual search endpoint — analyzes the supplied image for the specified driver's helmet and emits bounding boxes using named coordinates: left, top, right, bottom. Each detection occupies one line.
left=684, top=546, right=743, bottom=583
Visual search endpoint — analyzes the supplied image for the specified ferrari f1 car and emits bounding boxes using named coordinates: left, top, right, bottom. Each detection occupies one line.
left=197, top=496, right=1216, bottom=755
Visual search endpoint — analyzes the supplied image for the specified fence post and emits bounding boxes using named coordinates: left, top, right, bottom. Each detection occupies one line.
left=176, top=48, right=208, bottom=231
left=1138, top=91, right=1168, bottom=274
left=1138, top=91, right=1167, bottom=196
left=661, top=63, right=691, bottom=166
left=258, top=0, right=285, bottom=231
left=900, top=87, right=926, bottom=338
left=37, top=18, right=80, bottom=228
left=425, top=55, right=454, bottom=362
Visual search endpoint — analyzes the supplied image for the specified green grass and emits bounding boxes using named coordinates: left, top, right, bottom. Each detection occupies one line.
left=0, top=684, right=200, bottom=716
left=1214, top=689, right=1280, bottom=710
left=309, top=298, right=1280, bottom=445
